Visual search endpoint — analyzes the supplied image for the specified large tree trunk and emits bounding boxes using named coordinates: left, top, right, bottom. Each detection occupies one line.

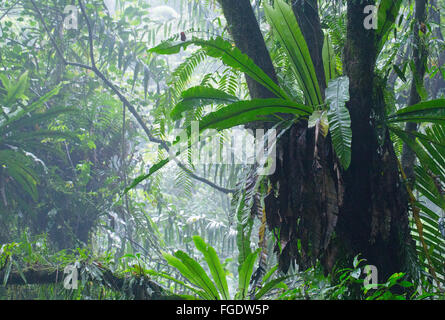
left=336, top=1, right=414, bottom=282
left=291, top=0, right=326, bottom=95
left=219, top=0, right=340, bottom=272
left=219, top=0, right=415, bottom=282
left=218, top=0, right=278, bottom=99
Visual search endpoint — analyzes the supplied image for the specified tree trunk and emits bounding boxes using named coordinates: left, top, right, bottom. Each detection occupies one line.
left=401, top=0, right=428, bottom=184
left=0, top=264, right=175, bottom=300
left=219, top=0, right=415, bottom=282
left=292, top=0, right=326, bottom=95
left=219, top=0, right=340, bottom=272
left=335, top=1, right=414, bottom=282
left=218, top=0, right=278, bottom=100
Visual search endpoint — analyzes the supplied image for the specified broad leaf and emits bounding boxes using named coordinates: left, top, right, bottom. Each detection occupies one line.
left=326, top=76, right=352, bottom=169
left=124, top=159, right=170, bottom=193
left=235, top=185, right=254, bottom=274
left=150, top=37, right=289, bottom=100
left=149, top=38, right=193, bottom=54
left=171, top=86, right=239, bottom=120
left=309, top=110, right=329, bottom=137
left=183, top=98, right=311, bottom=135
left=193, top=236, right=230, bottom=300
left=162, top=251, right=214, bottom=300
left=0, top=85, right=63, bottom=131
left=255, top=276, right=288, bottom=300
left=322, top=34, right=337, bottom=85
left=236, top=249, right=259, bottom=300
left=173, top=250, right=221, bottom=299
left=386, top=99, right=445, bottom=124
left=264, top=0, right=323, bottom=107
left=393, top=64, right=407, bottom=83
left=376, top=0, right=403, bottom=54
left=145, top=269, right=209, bottom=300
left=2, top=71, right=29, bottom=108
left=0, top=150, right=39, bottom=201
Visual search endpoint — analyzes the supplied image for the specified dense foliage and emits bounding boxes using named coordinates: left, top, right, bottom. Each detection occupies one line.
left=0, top=0, right=444, bottom=300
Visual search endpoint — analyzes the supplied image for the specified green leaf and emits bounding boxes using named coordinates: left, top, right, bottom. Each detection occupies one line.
left=145, top=269, right=208, bottom=299
left=1, top=152, right=39, bottom=201
left=322, top=34, right=337, bottom=85
left=174, top=250, right=221, bottom=299
left=2, top=260, right=12, bottom=286
left=264, top=0, right=322, bottom=107
left=376, top=0, right=403, bottom=53
left=255, top=276, right=288, bottom=300
left=124, top=159, right=170, bottom=193
left=162, top=252, right=213, bottom=300
left=184, top=98, right=311, bottom=134
left=1, top=107, right=76, bottom=135
left=150, top=37, right=289, bottom=100
left=415, top=293, right=437, bottom=300
left=387, top=272, right=405, bottom=284
left=326, top=76, right=352, bottom=169
left=353, top=255, right=362, bottom=268
left=0, top=85, right=64, bottom=132
left=193, top=236, right=230, bottom=300
left=149, top=38, right=194, bottom=54
left=118, top=42, right=125, bottom=70
left=171, top=86, right=239, bottom=120
left=131, top=61, right=141, bottom=92
left=399, top=280, right=414, bottom=288
left=262, top=265, right=278, bottom=284
left=11, top=259, right=27, bottom=284
left=5, top=130, right=78, bottom=144
left=3, top=71, right=29, bottom=107
left=143, top=66, right=150, bottom=100
left=235, top=188, right=254, bottom=274
left=308, top=110, right=329, bottom=137
left=386, top=99, right=445, bottom=124
left=236, top=249, right=259, bottom=300
left=393, top=64, right=407, bottom=83
left=388, top=126, right=429, bottom=164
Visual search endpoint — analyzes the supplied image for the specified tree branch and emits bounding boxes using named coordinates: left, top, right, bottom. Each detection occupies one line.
left=0, top=264, right=176, bottom=300
left=0, top=0, right=20, bottom=21
left=30, top=0, right=235, bottom=194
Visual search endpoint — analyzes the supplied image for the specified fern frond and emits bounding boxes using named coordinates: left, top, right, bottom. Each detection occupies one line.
left=169, top=49, right=208, bottom=103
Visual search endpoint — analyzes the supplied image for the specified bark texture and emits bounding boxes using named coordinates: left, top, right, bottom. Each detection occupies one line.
left=0, top=264, right=175, bottom=300
left=219, top=0, right=414, bottom=281
left=334, top=1, right=414, bottom=282
left=218, top=0, right=278, bottom=99
left=264, top=120, right=341, bottom=272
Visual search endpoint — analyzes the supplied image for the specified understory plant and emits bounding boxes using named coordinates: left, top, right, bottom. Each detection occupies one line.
left=156, top=235, right=287, bottom=300
left=279, top=255, right=443, bottom=300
